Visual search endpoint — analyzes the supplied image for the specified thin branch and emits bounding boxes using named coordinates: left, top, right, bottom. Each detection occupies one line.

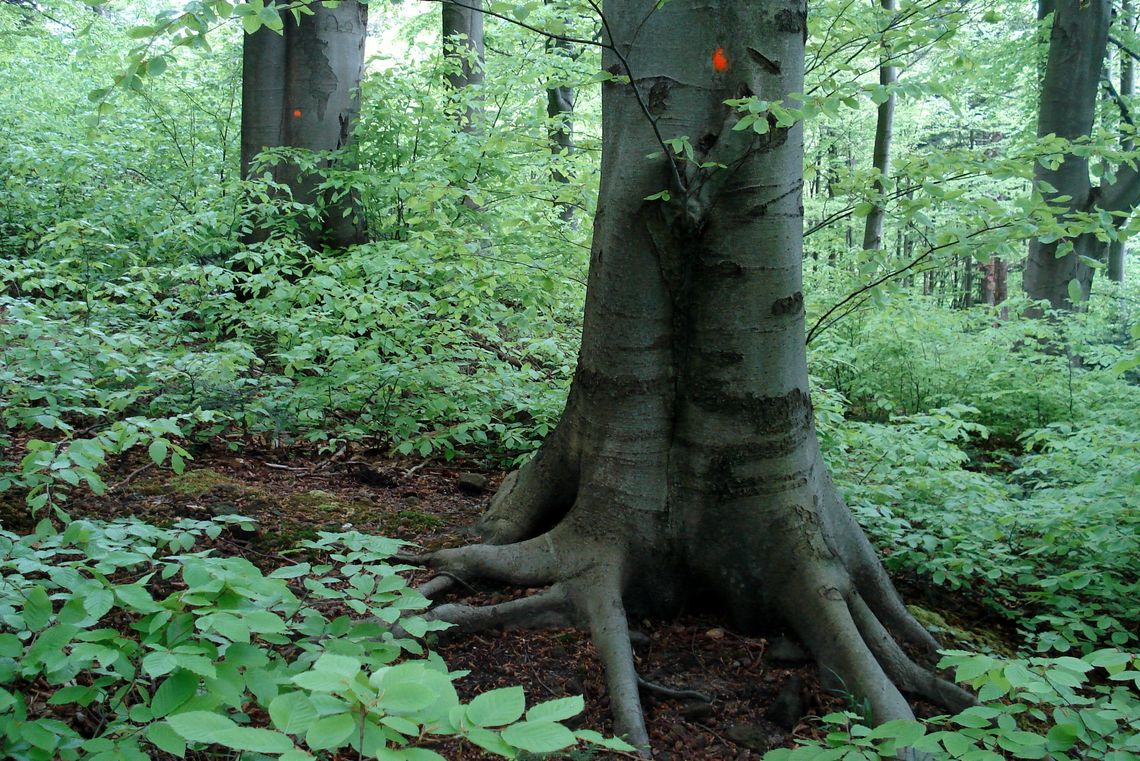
left=582, top=0, right=686, bottom=194
left=1102, top=74, right=1136, bottom=128
left=421, top=0, right=599, bottom=49
left=1109, top=34, right=1140, bottom=63
left=805, top=223, right=1011, bottom=345
left=421, top=0, right=685, bottom=193
left=804, top=170, right=980, bottom=238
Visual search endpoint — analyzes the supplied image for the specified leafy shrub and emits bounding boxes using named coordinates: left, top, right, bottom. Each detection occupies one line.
left=763, top=649, right=1140, bottom=761
left=830, top=404, right=1139, bottom=652
left=0, top=518, right=632, bottom=760
left=809, top=296, right=1140, bottom=439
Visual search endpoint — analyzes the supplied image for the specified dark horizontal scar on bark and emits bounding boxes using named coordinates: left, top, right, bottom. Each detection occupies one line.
left=748, top=47, right=781, bottom=74
left=771, top=291, right=803, bottom=316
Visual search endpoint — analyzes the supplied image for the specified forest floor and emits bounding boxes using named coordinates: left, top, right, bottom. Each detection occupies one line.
left=0, top=441, right=1004, bottom=760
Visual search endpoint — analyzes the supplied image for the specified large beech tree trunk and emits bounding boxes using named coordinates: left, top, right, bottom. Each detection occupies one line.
left=240, top=0, right=368, bottom=248
left=414, top=0, right=973, bottom=751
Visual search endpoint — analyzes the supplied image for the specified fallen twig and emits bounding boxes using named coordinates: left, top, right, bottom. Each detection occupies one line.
left=636, top=675, right=712, bottom=703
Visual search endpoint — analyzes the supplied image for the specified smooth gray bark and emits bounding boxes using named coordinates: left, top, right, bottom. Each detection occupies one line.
left=240, top=0, right=368, bottom=248
left=1108, top=0, right=1134, bottom=283
left=1025, top=0, right=1110, bottom=308
left=418, top=0, right=971, bottom=751
left=861, top=0, right=897, bottom=252
left=546, top=29, right=576, bottom=224
left=240, top=27, right=286, bottom=184
left=442, top=0, right=484, bottom=129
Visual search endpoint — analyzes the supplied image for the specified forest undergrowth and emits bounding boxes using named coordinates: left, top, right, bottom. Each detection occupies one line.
left=3, top=186, right=1138, bottom=758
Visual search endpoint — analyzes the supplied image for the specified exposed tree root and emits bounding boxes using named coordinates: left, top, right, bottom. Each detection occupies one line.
left=849, top=594, right=976, bottom=713
left=423, top=526, right=573, bottom=587
left=402, top=464, right=974, bottom=758
left=570, top=565, right=651, bottom=756
left=822, top=480, right=943, bottom=658
left=417, top=573, right=464, bottom=600
left=475, top=423, right=579, bottom=544
left=426, top=586, right=572, bottom=635
left=636, top=676, right=712, bottom=703
left=785, top=571, right=917, bottom=726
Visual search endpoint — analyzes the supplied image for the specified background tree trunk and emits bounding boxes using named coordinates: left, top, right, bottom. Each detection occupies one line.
left=1023, top=0, right=1110, bottom=308
left=240, top=1, right=368, bottom=248
left=442, top=0, right=484, bottom=130
left=546, top=28, right=576, bottom=225
left=418, top=0, right=973, bottom=751
left=240, top=27, right=285, bottom=186
left=1108, top=0, right=1134, bottom=284
left=982, top=256, right=1008, bottom=306
left=861, top=0, right=897, bottom=252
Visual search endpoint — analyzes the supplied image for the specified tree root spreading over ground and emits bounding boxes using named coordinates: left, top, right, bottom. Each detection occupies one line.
left=407, top=461, right=977, bottom=756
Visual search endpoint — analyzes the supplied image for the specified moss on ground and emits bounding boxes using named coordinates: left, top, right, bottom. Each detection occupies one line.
left=908, top=604, right=1015, bottom=656
left=133, top=468, right=240, bottom=496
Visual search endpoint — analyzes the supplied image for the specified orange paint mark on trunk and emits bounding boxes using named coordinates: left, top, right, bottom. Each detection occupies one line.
left=712, top=47, right=729, bottom=72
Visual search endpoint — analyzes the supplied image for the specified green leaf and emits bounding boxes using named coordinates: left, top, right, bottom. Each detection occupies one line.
left=305, top=712, right=357, bottom=750
left=1066, top=278, right=1082, bottom=305
left=501, top=720, right=577, bottom=753
left=402, top=749, right=448, bottom=761
left=380, top=715, right=420, bottom=736
left=257, top=4, right=283, bottom=30
left=48, top=685, right=97, bottom=706
left=173, top=653, right=216, bottom=679
left=146, top=722, right=186, bottom=757
left=269, top=691, right=319, bottom=735
left=465, top=727, right=516, bottom=756
left=270, top=563, right=312, bottom=579
left=953, top=705, right=1000, bottom=728
left=143, top=650, right=178, bottom=677
left=151, top=670, right=198, bottom=717
left=526, top=695, right=584, bottom=724
left=280, top=751, right=316, bottom=761
left=942, top=730, right=975, bottom=755
left=214, top=726, right=295, bottom=753
left=22, top=586, right=53, bottom=630
left=575, top=729, right=637, bottom=750
left=314, top=652, right=361, bottom=678
left=244, top=610, right=286, bottom=633
left=115, top=584, right=162, bottom=613
left=148, top=439, right=169, bottom=466
left=0, top=633, right=24, bottom=657
left=467, top=686, right=525, bottom=727
left=867, top=719, right=925, bottom=744
left=167, top=712, right=239, bottom=743
left=205, top=612, right=250, bottom=643
left=1044, top=723, right=1078, bottom=751
left=379, top=682, right=436, bottom=714
left=293, top=670, right=348, bottom=692
left=83, top=589, right=114, bottom=622
left=21, top=720, right=59, bottom=751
